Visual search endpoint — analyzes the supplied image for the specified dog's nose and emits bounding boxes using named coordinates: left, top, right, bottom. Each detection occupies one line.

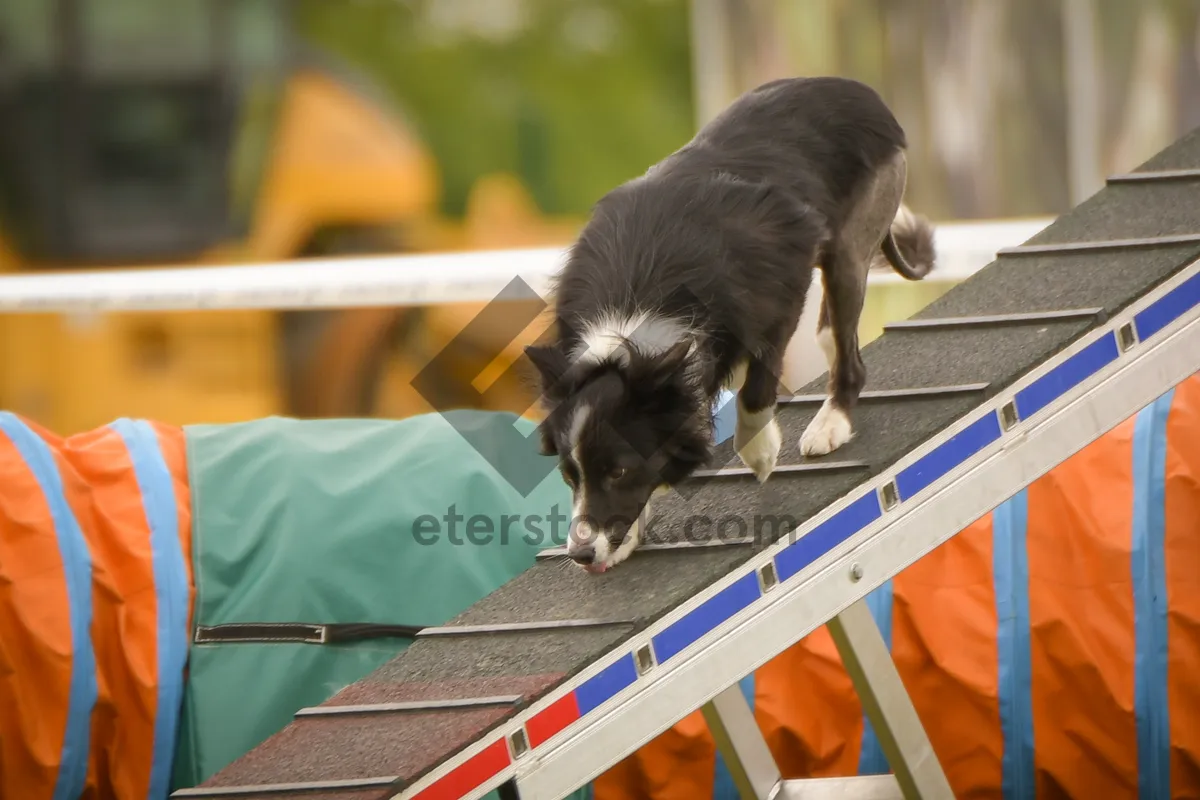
left=569, top=544, right=596, bottom=565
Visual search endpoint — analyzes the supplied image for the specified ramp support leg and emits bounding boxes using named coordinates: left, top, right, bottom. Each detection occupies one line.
left=701, top=683, right=782, bottom=799
left=699, top=598, right=953, bottom=800
left=826, top=599, right=954, bottom=800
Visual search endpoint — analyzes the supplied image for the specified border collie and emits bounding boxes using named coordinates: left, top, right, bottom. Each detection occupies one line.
left=525, top=76, right=935, bottom=573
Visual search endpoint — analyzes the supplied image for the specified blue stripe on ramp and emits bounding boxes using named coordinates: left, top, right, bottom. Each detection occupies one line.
left=895, top=412, right=1002, bottom=501
left=1014, top=333, right=1119, bottom=422
left=775, top=492, right=881, bottom=583
left=652, top=572, right=761, bottom=665
left=575, top=653, right=639, bottom=717
left=1134, top=269, right=1200, bottom=342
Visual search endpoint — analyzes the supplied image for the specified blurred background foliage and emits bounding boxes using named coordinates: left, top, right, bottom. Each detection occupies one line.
left=3, top=0, right=1200, bottom=434
left=294, top=0, right=1200, bottom=223
left=294, top=0, right=696, bottom=218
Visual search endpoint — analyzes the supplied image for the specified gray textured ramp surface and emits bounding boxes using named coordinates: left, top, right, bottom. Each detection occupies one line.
left=179, top=128, right=1200, bottom=800
left=720, top=392, right=987, bottom=467
left=449, top=548, right=752, bottom=627
left=908, top=245, right=1200, bottom=319
left=801, top=320, right=1096, bottom=392
left=374, top=627, right=634, bottom=683
left=1026, top=180, right=1200, bottom=242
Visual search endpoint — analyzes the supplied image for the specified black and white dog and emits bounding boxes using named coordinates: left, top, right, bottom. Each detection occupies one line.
left=524, top=77, right=935, bottom=573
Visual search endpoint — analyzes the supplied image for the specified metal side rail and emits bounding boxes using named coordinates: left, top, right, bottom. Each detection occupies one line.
left=389, top=258, right=1200, bottom=800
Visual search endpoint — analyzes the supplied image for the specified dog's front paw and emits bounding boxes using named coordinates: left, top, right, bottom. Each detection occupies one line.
left=799, top=400, right=853, bottom=456
left=736, top=416, right=781, bottom=482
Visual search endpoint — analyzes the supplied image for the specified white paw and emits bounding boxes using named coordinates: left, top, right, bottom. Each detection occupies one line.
left=799, top=400, right=853, bottom=456
left=736, top=416, right=781, bottom=482
left=606, top=520, right=642, bottom=569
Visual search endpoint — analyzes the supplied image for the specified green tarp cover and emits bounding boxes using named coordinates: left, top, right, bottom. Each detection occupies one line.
left=170, top=410, right=585, bottom=798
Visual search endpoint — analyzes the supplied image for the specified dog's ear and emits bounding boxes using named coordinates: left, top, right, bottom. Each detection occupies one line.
left=535, top=422, right=558, bottom=456
left=627, top=339, right=692, bottom=394
left=523, top=343, right=571, bottom=398
left=660, top=433, right=712, bottom=478
left=654, top=339, right=692, bottom=378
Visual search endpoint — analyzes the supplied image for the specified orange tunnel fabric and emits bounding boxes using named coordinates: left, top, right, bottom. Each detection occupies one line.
left=0, top=417, right=82, bottom=800
left=591, top=373, right=1200, bottom=800
left=0, top=414, right=193, bottom=800
left=1, top=373, right=1198, bottom=800
left=1165, top=377, right=1200, bottom=793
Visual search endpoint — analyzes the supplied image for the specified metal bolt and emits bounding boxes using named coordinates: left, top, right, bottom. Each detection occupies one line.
left=849, top=563, right=863, bottom=582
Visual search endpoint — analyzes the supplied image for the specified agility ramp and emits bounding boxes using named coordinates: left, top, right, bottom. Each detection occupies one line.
left=173, top=129, right=1200, bottom=800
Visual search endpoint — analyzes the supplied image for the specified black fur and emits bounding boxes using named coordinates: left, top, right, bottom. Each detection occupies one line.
left=883, top=216, right=937, bottom=279
left=525, top=76, right=925, bottom=568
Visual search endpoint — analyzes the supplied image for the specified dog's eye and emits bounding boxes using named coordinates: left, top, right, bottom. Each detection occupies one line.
left=609, top=467, right=628, bottom=482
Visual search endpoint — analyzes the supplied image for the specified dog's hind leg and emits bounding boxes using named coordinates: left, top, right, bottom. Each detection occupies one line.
left=815, top=296, right=836, bottom=371
left=800, top=245, right=864, bottom=456
left=801, top=150, right=908, bottom=457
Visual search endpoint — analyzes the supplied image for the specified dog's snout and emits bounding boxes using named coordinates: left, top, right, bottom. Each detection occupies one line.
left=569, top=543, right=596, bottom=565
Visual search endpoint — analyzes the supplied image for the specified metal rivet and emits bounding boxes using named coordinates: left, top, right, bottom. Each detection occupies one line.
left=508, top=728, right=530, bottom=759
left=879, top=481, right=899, bottom=511
left=758, top=562, right=779, bottom=592
left=1000, top=400, right=1019, bottom=431
left=635, top=644, right=656, bottom=675
left=1118, top=322, right=1138, bottom=352
left=850, top=563, right=863, bottom=582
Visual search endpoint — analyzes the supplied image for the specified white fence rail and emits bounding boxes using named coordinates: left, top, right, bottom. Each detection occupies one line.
left=0, top=218, right=1054, bottom=314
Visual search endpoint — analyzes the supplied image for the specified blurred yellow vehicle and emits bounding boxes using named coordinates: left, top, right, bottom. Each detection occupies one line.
left=0, top=0, right=573, bottom=434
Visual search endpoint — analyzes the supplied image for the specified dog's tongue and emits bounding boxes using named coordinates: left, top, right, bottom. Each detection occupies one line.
left=585, top=563, right=608, bottom=574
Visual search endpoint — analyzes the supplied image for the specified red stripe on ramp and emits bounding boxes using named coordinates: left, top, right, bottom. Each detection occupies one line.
left=526, top=692, right=581, bottom=748
left=412, top=737, right=510, bottom=800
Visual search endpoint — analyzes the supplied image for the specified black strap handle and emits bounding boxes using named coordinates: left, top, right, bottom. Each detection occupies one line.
left=193, top=622, right=424, bottom=645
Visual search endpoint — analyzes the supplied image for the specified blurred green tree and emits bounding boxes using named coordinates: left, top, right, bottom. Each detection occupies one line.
left=295, top=0, right=1200, bottom=223
left=295, top=0, right=695, bottom=217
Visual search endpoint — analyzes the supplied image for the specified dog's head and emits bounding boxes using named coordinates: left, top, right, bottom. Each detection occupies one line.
left=525, top=336, right=712, bottom=573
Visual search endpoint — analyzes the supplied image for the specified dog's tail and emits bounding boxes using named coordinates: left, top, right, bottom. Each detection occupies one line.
left=874, top=203, right=936, bottom=280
